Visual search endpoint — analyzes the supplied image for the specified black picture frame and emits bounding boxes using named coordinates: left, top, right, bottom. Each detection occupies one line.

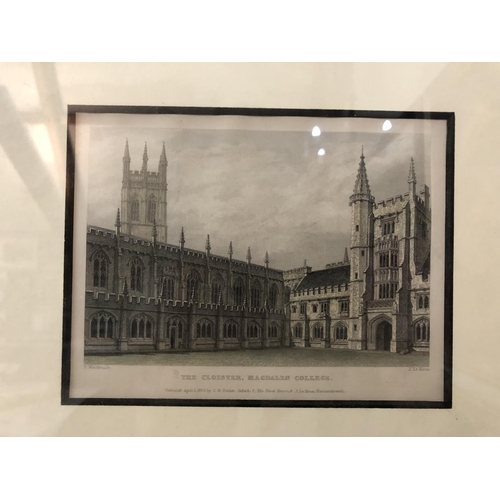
left=62, top=105, right=454, bottom=409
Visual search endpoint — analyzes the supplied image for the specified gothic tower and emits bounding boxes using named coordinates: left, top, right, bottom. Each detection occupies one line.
left=348, top=148, right=374, bottom=350
left=121, top=140, right=168, bottom=243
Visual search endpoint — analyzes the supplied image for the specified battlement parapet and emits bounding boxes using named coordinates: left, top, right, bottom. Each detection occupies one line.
left=88, top=226, right=116, bottom=239
left=373, top=194, right=408, bottom=217
left=325, top=261, right=347, bottom=269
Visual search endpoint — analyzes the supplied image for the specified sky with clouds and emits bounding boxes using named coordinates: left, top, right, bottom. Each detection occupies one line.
left=85, top=116, right=432, bottom=271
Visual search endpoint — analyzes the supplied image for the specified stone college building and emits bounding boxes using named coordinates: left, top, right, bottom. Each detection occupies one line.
left=84, top=142, right=430, bottom=355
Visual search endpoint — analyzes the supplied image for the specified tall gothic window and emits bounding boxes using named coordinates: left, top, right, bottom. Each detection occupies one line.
left=233, top=278, right=244, bottom=306
left=313, top=324, right=324, bottom=339
left=130, top=258, right=143, bottom=293
left=130, top=314, right=153, bottom=339
left=196, top=318, right=213, bottom=339
left=92, top=251, right=108, bottom=288
left=247, top=323, right=260, bottom=339
left=250, top=281, right=262, bottom=308
left=148, top=196, right=157, bottom=223
left=223, top=321, right=238, bottom=339
left=211, top=277, right=224, bottom=304
left=186, top=271, right=200, bottom=302
left=268, top=324, right=279, bottom=338
left=162, top=277, right=175, bottom=301
left=414, top=320, right=430, bottom=343
left=335, top=323, right=348, bottom=341
left=131, top=198, right=140, bottom=221
left=294, top=323, right=303, bottom=338
left=90, top=312, right=115, bottom=339
left=269, top=284, right=278, bottom=309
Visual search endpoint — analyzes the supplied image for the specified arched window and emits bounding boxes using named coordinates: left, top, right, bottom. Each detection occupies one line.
left=130, top=257, right=143, bottom=293
left=148, top=196, right=157, bottom=223
left=233, top=278, right=244, bottom=306
left=161, top=277, right=175, bottom=301
left=186, top=271, right=201, bottom=302
left=197, top=318, right=214, bottom=339
left=294, top=323, right=303, bottom=338
left=247, top=322, right=260, bottom=339
left=130, top=314, right=154, bottom=339
left=335, top=323, right=348, bottom=341
left=89, top=312, right=115, bottom=339
left=269, top=284, right=278, bottom=309
left=211, top=276, right=224, bottom=304
left=92, top=251, right=108, bottom=288
left=250, top=280, right=262, bottom=308
left=223, top=321, right=239, bottom=339
left=414, top=320, right=430, bottom=343
left=130, top=198, right=140, bottom=221
left=313, top=324, right=324, bottom=339
left=268, top=324, right=279, bottom=338
left=424, top=295, right=429, bottom=309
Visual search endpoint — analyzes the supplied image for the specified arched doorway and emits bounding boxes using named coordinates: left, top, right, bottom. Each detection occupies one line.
left=375, top=321, right=392, bottom=351
left=167, top=318, right=185, bottom=350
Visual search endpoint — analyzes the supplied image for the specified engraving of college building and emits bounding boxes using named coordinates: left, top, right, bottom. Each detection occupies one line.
left=85, top=142, right=430, bottom=354
left=286, top=149, right=430, bottom=353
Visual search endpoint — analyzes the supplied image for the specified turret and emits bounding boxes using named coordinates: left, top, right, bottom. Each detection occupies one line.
left=348, top=147, right=374, bottom=350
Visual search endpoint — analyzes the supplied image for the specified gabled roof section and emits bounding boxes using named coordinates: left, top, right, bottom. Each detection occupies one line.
left=296, top=265, right=350, bottom=291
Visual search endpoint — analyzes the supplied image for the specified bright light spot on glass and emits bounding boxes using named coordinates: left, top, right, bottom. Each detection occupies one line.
left=312, top=126, right=321, bottom=137
left=318, top=148, right=325, bottom=156
left=382, top=120, right=392, bottom=131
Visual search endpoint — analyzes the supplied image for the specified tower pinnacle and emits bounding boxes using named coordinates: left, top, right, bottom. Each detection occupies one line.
left=344, top=247, right=349, bottom=263
left=180, top=227, right=185, bottom=248
left=265, top=251, right=269, bottom=268
left=123, top=139, right=130, bottom=161
left=123, top=139, right=131, bottom=179
left=350, top=147, right=374, bottom=205
left=152, top=218, right=157, bottom=244
left=246, top=247, right=252, bottom=264
left=115, top=208, right=121, bottom=234
left=142, top=142, right=148, bottom=172
left=205, top=234, right=211, bottom=254
left=408, top=156, right=417, bottom=184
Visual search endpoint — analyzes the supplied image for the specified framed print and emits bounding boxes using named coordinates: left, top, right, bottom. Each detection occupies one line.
left=62, top=105, right=453, bottom=408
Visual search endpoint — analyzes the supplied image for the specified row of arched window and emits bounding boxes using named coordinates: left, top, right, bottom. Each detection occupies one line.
left=293, top=323, right=348, bottom=341
left=91, top=251, right=279, bottom=308
left=88, top=312, right=280, bottom=341
left=378, top=282, right=397, bottom=299
left=378, top=251, right=398, bottom=268
left=292, top=321, right=429, bottom=344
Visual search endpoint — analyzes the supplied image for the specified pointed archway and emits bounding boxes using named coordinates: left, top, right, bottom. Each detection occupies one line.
left=375, top=321, right=392, bottom=351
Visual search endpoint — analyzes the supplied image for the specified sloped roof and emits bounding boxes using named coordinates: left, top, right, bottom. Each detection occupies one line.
left=296, top=265, right=350, bottom=291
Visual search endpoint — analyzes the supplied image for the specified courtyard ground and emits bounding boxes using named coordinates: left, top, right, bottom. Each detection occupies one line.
left=85, top=347, right=429, bottom=367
